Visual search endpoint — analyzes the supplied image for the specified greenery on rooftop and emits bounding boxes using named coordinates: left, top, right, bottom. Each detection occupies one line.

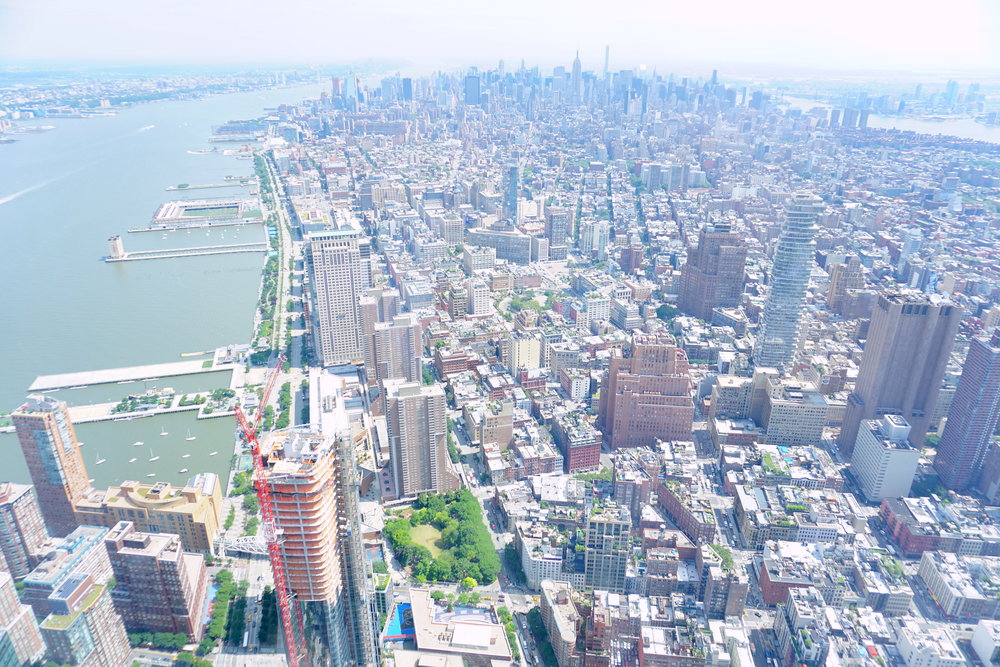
left=574, top=467, right=612, bottom=483
left=709, top=544, right=735, bottom=571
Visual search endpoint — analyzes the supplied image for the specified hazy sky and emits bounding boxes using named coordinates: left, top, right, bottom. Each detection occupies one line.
left=1, top=0, right=998, bottom=75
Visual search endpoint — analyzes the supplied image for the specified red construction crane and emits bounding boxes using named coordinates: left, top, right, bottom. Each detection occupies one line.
left=233, top=353, right=308, bottom=667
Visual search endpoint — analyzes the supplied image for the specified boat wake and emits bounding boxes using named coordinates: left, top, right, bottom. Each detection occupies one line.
left=0, top=179, right=54, bottom=206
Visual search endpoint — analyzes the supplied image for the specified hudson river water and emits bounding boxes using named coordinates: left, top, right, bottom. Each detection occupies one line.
left=0, top=82, right=327, bottom=488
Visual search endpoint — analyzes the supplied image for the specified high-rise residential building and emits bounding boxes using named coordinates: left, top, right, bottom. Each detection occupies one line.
left=462, top=246, right=496, bottom=276
left=838, top=292, right=962, bottom=455
left=598, top=334, right=694, bottom=449
left=827, top=256, right=866, bottom=316
left=306, top=220, right=373, bottom=367
left=465, top=279, right=491, bottom=316
left=503, top=330, right=542, bottom=374
left=369, top=314, right=423, bottom=386
left=39, top=573, right=131, bottom=667
left=934, top=330, right=1000, bottom=491
left=0, top=571, right=45, bottom=666
left=503, top=163, right=520, bottom=223
left=678, top=221, right=747, bottom=321
left=545, top=206, right=570, bottom=248
left=23, top=525, right=112, bottom=618
left=104, top=521, right=208, bottom=640
left=583, top=502, right=630, bottom=593
left=12, top=395, right=90, bottom=537
left=580, top=220, right=610, bottom=261
left=74, top=474, right=223, bottom=555
left=383, top=379, right=460, bottom=499
left=0, top=483, right=48, bottom=580
left=257, top=428, right=377, bottom=666
left=977, top=442, right=1000, bottom=505
left=752, top=193, right=823, bottom=370
left=850, top=415, right=921, bottom=501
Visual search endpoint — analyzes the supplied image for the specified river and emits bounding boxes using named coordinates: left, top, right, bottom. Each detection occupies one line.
left=0, top=82, right=327, bottom=489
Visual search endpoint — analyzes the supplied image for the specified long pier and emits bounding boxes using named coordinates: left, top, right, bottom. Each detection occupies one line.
left=128, top=219, right=264, bottom=233
left=29, top=358, right=236, bottom=392
left=166, top=182, right=252, bottom=191
left=106, top=242, right=267, bottom=261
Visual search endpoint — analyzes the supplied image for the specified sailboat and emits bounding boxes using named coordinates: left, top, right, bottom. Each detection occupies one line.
left=181, top=454, right=191, bottom=459
left=149, top=448, right=160, bottom=462
left=133, top=441, right=144, bottom=446
left=185, top=429, right=196, bottom=441
left=146, top=473, right=156, bottom=477
left=179, top=468, right=189, bottom=474
left=95, top=451, right=107, bottom=465
left=128, top=457, right=137, bottom=463
left=209, top=451, right=218, bottom=456
left=159, top=426, right=168, bottom=436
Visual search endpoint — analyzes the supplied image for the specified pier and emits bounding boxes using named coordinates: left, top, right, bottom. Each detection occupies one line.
left=166, top=182, right=252, bottom=191
left=128, top=219, right=264, bottom=233
left=105, top=241, right=268, bottom=261
left=28, top=356, right=236, bottom=392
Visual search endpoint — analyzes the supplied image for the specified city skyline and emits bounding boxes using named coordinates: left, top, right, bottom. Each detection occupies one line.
left=0, top=0, right=998, bottom=75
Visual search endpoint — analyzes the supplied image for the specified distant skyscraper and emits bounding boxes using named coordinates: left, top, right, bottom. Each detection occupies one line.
left=369, top=313, right=423, bottom=386
left=12, top=395, right=90, bottom=537
left=383, top=379, right=460, bottom=499
left=306, top=223, right=372, bottom=366
left=503, top=163, right=520, bottom=222
left=678, top=221, right=747, bottom=321
left=598, top=334, right=694, bottom=449
left=258, top=428, right=377, bottom=666
left=571, top=51, right=583, bottom=104
left=0, top=571, right=45, bottom=665
left=463, top=74, right=481, bottom=106
left=752, top=193, right=823, bottom=370
left=583, top=502, right=630, bottom=593
left=934, top=330, right=1000, bottom=491
left=104, top=521, right=208, bottom=640
left=838, top=292, right=962, bottom=455
left=603, top=45, right=610, bottom=77
left=0, top=483, right=48, bottom=580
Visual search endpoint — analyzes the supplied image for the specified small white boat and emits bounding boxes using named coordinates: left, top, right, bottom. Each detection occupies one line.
left=209, top=451, right=218, bottom=456
left=133, top=441, right=144, bottom=446
left=95, top=451, right=107, bottom=465
left=182, top=454, right=191, bottom=459
left=185, top=429, right=196, bottom=441
left=179, top=468, right=188, bottom=474
left=146, top=473, right=156, bottom=478
left=89, top=478, right=95, bottom=483
left=129, top=458, right=137, bottom=463
left=77, top=441, right=85, bottom=447
left=160, top=428, right=168, bottom=436
left=149, top=449, right=160, bottom=462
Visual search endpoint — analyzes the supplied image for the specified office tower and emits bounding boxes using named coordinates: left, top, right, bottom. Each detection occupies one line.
left=598, top=334, right=694, bottom=449
left=678, top=221, right=747, bottom=321
left=369, top=313, right=423, bottom=386
left=463, top=74, right=481, bottom=106
left=23, top=525, right=112, bottom=618
left=850, top=415, right=920, bottom=501
left=603, top=45, right=610, bottom=77
left=74, top=474, right=222, bottom=554
left=752, top=194, right=823, bottom=370
left=838, top=292, right=961, bottom=455
left=40, top=573, right=131, bottom=667
left=0, top=571, right=45, bottom=665
left=583, top=502, right=630, bottom=593
left=934, top=330, right=1000, bottom=490
left=257, top=428, right=377, bottom=666
left=580, top=220, right=610, bottom=261
left=383, top=379, right=460, bottom=499
left=827, top=256, right=866, bottom=316
left=545, top=206, right=570, bottom=247
left=503, top=163, right=520, bottom=222
left=306, top=224, right=373, bottom=366
left=571, top=51, right=583, bottom=104
left=401, top=77, right=413, bottom=101
left=0, top=483, right=47, bottom=580
left=104, top=521, right=208, bottom=640
left=12, top=395, right=90, bottom=537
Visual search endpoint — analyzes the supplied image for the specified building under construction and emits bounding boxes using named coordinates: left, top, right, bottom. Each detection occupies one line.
left=258, top=424, right=377, bottom=666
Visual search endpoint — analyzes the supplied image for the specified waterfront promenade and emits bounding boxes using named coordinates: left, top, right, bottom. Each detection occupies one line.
left=28, top=350, right=239, bottom=391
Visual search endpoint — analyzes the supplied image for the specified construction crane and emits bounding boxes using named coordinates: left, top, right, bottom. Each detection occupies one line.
left=233, top=353, right=308, bottom=667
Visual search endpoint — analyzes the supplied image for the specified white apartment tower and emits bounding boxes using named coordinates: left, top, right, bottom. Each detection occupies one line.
left=752, top=193, right=823, bottom=370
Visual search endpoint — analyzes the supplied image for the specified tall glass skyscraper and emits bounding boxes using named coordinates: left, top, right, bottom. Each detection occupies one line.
left=934, top=329, right=1000, bottom=490
left=752, top=193, right=824, bottom=370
